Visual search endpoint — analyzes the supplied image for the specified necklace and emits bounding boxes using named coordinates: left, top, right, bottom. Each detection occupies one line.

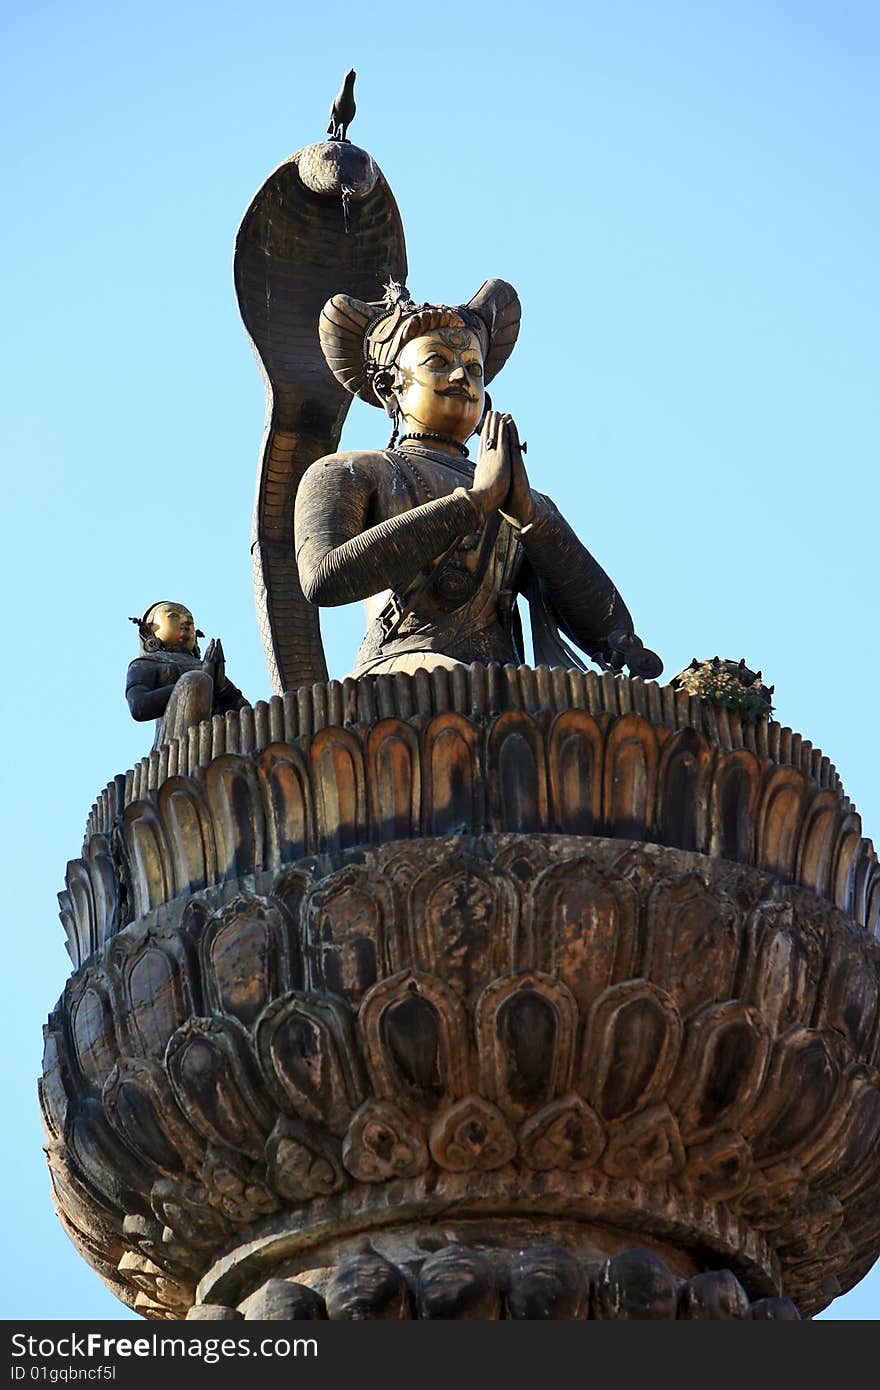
left=396, top=442, right=475, bottom=483
left=391, top=448, right=434, bottom=502
left=398, top=430, right=470, bottom=457
left=392, top=446, right=476, bottom=500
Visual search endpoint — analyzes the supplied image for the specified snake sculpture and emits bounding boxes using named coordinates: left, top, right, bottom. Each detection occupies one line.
left=234, top=86, right=407, bottom=692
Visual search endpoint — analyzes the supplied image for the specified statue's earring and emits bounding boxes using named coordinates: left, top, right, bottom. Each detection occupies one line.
left=130, top=613, right=162, bottom=652
left=369, top=364, right=396, bottom=405
left=370, top=365, right=401, bottom=448
left=385, top=411, right=401, bottom=450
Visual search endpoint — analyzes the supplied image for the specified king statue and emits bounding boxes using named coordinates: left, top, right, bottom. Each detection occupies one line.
left=293, top=282, right=662, bottom=681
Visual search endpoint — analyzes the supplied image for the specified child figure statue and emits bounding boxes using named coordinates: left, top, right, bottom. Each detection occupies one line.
left=125, top=601, right=248, bottom=749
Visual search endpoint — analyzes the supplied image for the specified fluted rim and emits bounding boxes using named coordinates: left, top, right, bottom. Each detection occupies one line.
left=61, top=669, right=879, bottom=974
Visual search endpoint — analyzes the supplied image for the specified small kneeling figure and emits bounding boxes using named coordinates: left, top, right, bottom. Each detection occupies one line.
left=126, top=601, right=248, bottom=749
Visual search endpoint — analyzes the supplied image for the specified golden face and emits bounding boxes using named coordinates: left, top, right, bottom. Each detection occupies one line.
left=148, top=602, right=196, bottom=651
left=393, top=328, right=485, bottom=441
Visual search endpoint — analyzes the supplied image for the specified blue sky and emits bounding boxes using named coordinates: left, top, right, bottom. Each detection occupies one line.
left=1, top=1, right=877, bottom=1319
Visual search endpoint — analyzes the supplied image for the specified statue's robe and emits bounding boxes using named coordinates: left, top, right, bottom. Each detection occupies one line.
left=295, top=446, right=632, bottom=678
left=126, top=647, right=247, bottom=748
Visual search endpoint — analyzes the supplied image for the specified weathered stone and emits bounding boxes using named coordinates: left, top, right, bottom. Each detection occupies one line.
left=417, top=1246, right=500, bottom=1320
left=505, top=1245, right=589, bottom=1320
left=243, top=1279, right=326, bottom=1321
left=749, top=1297, right=801, bottom=1320
left=593, top=1249, right=679, bottom=1320
left=185, top=1304, right=242, bottom=1321
left=45, top=676, right=880, bottom=1319
left=678, top=1270, right=750, bottom=1319
left=325, top=1252, right=413, bottom=1320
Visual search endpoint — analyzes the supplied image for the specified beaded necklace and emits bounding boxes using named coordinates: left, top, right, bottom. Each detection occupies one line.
left=398, top=429, right=469, bottom=456
left=394, top=442, right=476, bottom=499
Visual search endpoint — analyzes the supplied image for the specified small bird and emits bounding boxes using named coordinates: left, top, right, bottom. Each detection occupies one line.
left=327, top=69, right=356, bottom=142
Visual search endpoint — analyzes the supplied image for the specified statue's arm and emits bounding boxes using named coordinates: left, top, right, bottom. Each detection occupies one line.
left=125, top=659, right=175, bottom=722
left=295, top=454, right=483, bottom=605
left=518, top=494, right=633, bottom=657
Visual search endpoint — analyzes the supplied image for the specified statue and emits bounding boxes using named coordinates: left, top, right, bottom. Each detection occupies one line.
left=233, top=114, right=408, bottom=693
left=43, top=90, right=880, bottom=1326
left=125, top=601, right=248, bottom=748
left=294, top=282, right=663, bottom=680
left=327, top=68, right=357, bottom=143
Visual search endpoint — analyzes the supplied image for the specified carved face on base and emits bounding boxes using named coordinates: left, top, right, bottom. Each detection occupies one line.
left=147, top=602, right=196, bottom=651
left=391, top=327, right=485, bottom=441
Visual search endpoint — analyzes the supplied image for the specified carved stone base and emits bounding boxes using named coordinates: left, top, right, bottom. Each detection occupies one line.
left=42, top=832, right=880, bottom=1317
left=189, top=1238, right=801, bottom=1320
left=43, top=673, right=880, bottom=1317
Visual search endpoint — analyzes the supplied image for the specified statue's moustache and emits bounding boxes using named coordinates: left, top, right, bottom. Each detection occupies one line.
left=437, top=385, right=477, bottom=401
